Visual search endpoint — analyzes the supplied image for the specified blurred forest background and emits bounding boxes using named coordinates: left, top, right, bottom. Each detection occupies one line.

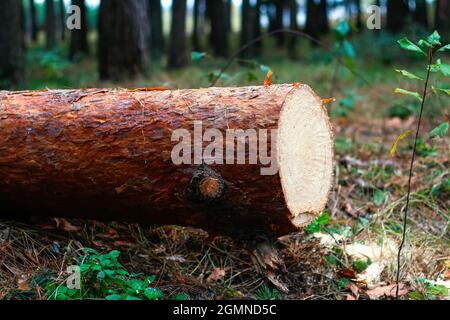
left=0, top=0, right=449, bottom=90
left=0, top=0, right=449, bottom=300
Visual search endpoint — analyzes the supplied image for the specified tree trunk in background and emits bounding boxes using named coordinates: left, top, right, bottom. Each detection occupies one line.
left=225, top=0, right=232, bottom=32
left=288, top=0, right=298, bottom=59
left=275, top=0, right=285, bottom=46
left=354, top=0, right=363, bottom=30
left=318, top=0, right=329, bottom=34
left=59, top=0, right=65, bottom=41
left=168, top=0, right=187, bottom=69
left=29, top=0, right=38, bottom=42
left=305, top=0, right=319, bottom=40
left=253, top=0, right=262, bottom=55
left=413, top=0, right=428, bottom=29
left=98, top=0, right=150, bottom=81
left=192, top=0, right=204, bottom=51
left=69, top=0, right=89, bottom=59
left=387, top=0, right=409, bottom=33
left=240, top=0, right=256, bottom=58
left=0, top=0, right=24, bottom=89
left=21, top=0, right=27, bottom=49
left=435, top=0, right=450, bottom=42
left=207, top=0, right=228, bottom=57
left=149, top=0, right=164, bottom=59
left=45, top=0, right=56, bottom=49
left=268, top=2, right=277, bottom=33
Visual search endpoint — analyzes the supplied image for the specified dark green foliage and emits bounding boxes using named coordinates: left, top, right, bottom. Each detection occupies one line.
left=46, top=249, right=163, bottom=300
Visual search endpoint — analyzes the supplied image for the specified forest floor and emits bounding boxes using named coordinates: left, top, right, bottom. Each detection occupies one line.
left=0, top=33, right=449, bottom=300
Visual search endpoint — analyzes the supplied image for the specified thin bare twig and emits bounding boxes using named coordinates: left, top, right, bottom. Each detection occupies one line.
left=209, top=28, right=371, bottom=88
left=395, top=48, right=434, bottom=298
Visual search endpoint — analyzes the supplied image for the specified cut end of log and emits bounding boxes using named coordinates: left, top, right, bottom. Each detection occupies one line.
left=278, top=85, right=334, bottom=227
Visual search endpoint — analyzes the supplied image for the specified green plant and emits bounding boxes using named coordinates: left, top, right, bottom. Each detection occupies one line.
left=373, top=189, right=391, bottom=207
left=305, top=212, right=330, bottom=234
left=46, top=249, right=163, bottom=300
left=329, top=20, right=357, bottom=98
left=171, top=292, right=190, bottom=300
left=394, top=30, right=450, bottom=297
left=352, top=258, right=372, bottom=273
left=255, top=284, right=281, bottom=300
left=410, top=279, right=449, bottom=300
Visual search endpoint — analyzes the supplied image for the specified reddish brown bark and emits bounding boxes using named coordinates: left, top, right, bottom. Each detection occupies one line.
left=0, top=85, right=333, bottom=239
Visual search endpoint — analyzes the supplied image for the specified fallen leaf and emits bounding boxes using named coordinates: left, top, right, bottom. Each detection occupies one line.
left=346, top=294, right=357, bottom=300
left=348, top=281, right=360, bottom=298
left=17, top=275, right=31, bottom=291
left=112, top=240, right=133, bottom=247
left=321, top=97, right=337, bottom=105
left=366, top=283, right=408, bottom=299
left=206, top=268, right=226, bottom=283
left=344, top=239, right=397, bottom=263
left=356, top=262, right=385, bottom=289
left=338, top=268, right=358, bottom=280
left=53, top=218, right=81, bottom=232
left=390, top=130, right=412, bottom=157
left=264, top=69, right=273, bottom=87
left=97, top=228, right=119, bottom=239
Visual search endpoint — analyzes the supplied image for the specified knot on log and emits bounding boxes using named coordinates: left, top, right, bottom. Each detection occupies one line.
left=187, top=166, right=225, bottom=203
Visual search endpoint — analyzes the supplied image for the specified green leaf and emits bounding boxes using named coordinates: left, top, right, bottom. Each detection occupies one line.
left=342, top=40, right=356, bottom=58
left=418, top=39, right=432, bottom=48
left=316, top=212, right=330, bottom=225
left=172, top=293, right=190, bottom=300
left=145, top=275, right=156, bottom=284
left=352, top=258, right=371, bottom=273
left=373, top=190, right=390, bottom=206
left=426, top=284, right=448, bottom=297
left=431, top=59, right=450, bottom=76
left=426, top=31, right=441, bottom=46
left=397, top=37, right=426, bottom=56
left=438, top=44, right=450, bottom=52
left=144, top=288, right=163, bottom=300
left=305, top=212, right=330, bottom=234
left=438, top=62, right=450, bottom=76
left=106, top=294, right=122, bottom=300
left=260, top=64, right=270, bottom=74
left=338, top=278, right=350, bottom=289
left=246, top=71, right=258, bottom=82
left=191, top=51, right=206, bottom=62
left=409, top=291, right=423, bottom=300
left=390, top=130, right=412, bottom=157
left=335, top=20, right=350, bottom=37
left=429, top=122, right=449, bottom=139
left=394, top=88, right=422, bottom=101
left=433, top=87, right=450, bottom=96
left=395, top=69, right=423, bottom=80
left=429, top=63, right=441, bottom=73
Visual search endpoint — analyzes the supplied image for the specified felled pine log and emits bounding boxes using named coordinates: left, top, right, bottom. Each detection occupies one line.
left=0, top=84, right=333, bottom=239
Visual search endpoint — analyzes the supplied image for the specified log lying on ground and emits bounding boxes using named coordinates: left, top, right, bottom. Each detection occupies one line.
left=0, top=84, right=333, bottom=238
